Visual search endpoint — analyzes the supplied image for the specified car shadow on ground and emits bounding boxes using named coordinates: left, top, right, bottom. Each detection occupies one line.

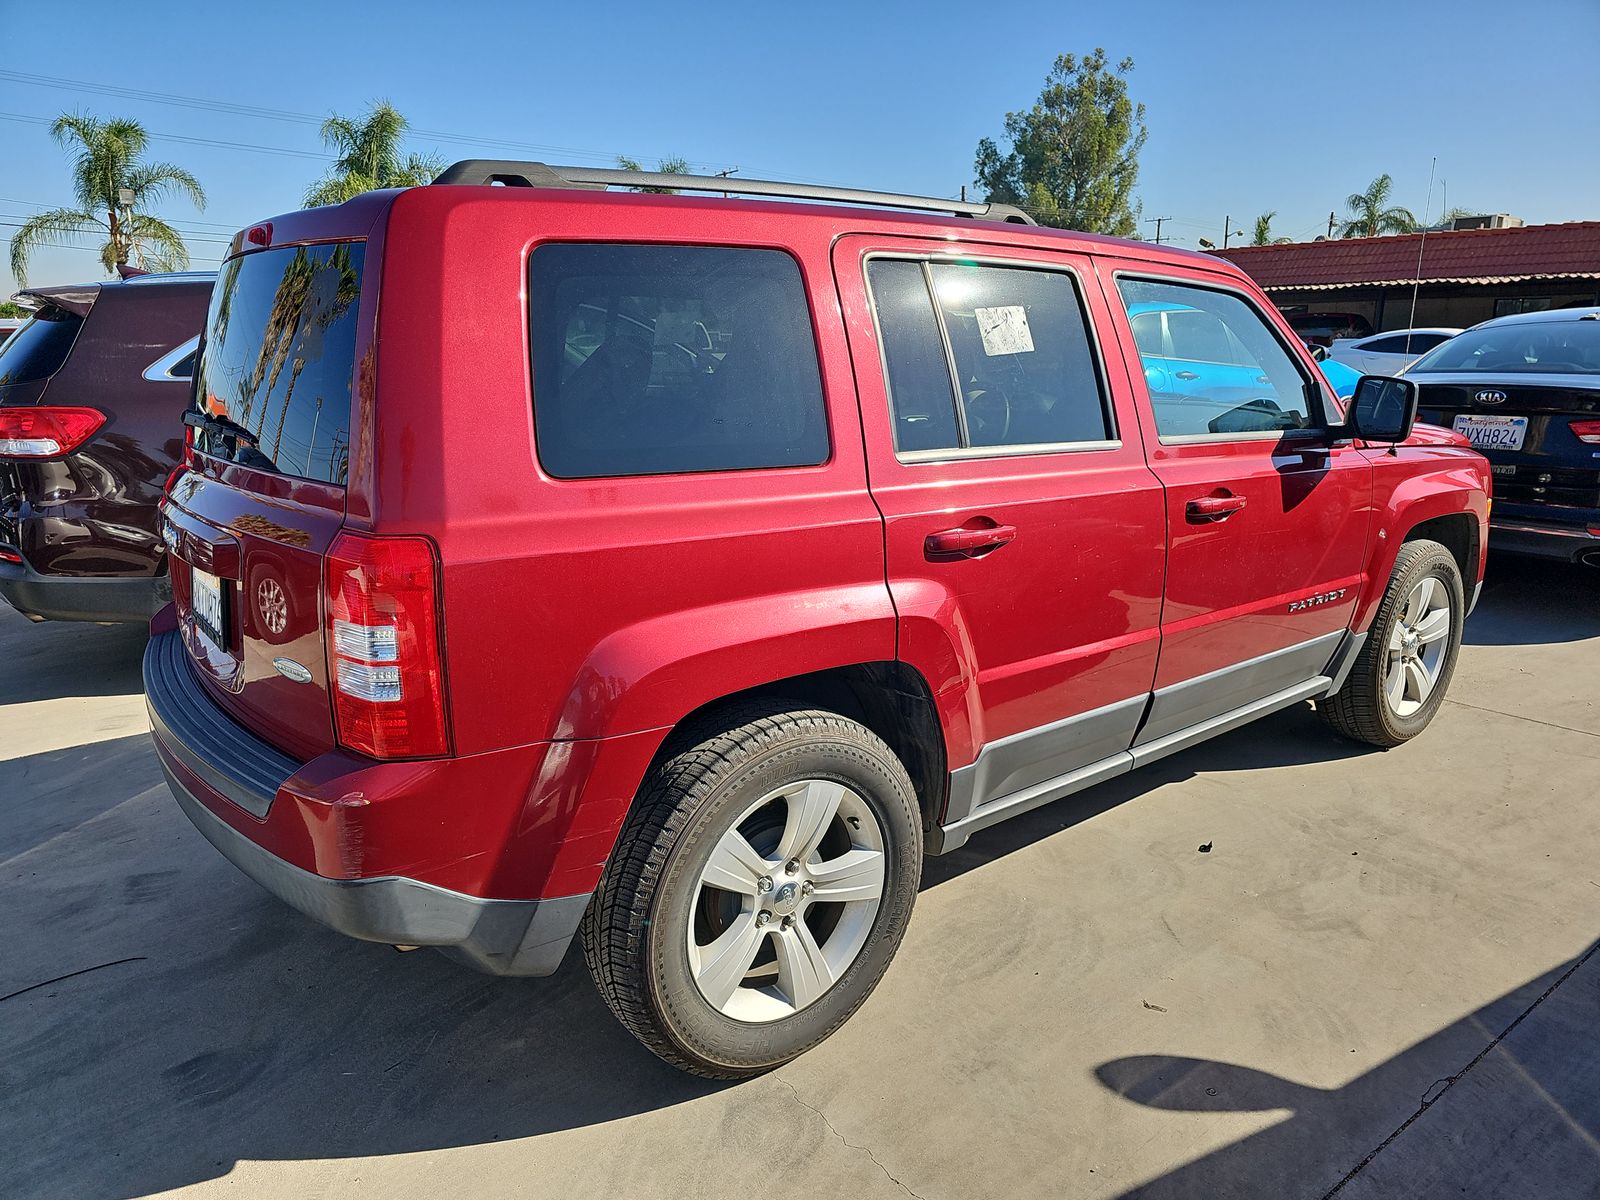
left=1093, top=939, right=1600, bottom=1198
left=0, top=611, right=148, bottom=705
left=1464, top=554, right=1600, bottom=647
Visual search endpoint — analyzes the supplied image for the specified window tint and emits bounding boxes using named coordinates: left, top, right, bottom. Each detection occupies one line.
left=0, top=306, right=83, bottom=387
left=529, top=244, right=828, bottom=478
left=931, top=263, right=1110, bottom=448
left=169, top=350, right=196, bottom=379
left=866, top=260, right=960, bottom=452
left=192, top=243, right=363, bottom=483
left=1362, top=333, right=1440, bottom=355
left=1118, top=278, right=1315, bottom=439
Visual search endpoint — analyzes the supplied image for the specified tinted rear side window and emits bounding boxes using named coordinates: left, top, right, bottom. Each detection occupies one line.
left=529, top=244, right=828, bottom=479
left=192, top=243, right=363, bottom=484
left=0, top=306, right=83, bottom=387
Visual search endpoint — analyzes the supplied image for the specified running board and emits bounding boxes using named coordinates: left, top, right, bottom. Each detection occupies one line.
left=931, top=675, right=1333, bottom=854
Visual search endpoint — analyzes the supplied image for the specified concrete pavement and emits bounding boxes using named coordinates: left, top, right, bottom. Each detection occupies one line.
left=1, top=556, right=1596, bottom=1199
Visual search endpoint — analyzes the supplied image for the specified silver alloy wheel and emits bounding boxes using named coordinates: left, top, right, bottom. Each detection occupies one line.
left=256, top=577, right=288, bottom=636
left=687, top=778, right=886, bottom=1023
left=1384, top=575, right=1452, bottom=717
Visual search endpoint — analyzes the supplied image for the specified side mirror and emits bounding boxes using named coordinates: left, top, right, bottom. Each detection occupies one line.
left=1347, top=375, right=1418, bottom=443
left=1306, top=344, right=1329, bottom=362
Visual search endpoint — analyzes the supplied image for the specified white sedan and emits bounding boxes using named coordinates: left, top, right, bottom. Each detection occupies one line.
left=1328, top=328, right=1461, bottom=375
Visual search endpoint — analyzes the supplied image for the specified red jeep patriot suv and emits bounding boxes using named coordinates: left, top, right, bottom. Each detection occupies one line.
left=147, top=161, right=1490, bottom=1077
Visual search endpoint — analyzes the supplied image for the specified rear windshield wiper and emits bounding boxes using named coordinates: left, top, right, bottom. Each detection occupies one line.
left=183, top=408, right=259, bottom=444
left=182, top=408, right=280, bottom=473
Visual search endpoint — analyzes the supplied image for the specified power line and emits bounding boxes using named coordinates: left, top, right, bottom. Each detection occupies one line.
left=0, top=111, right=333, bottom=160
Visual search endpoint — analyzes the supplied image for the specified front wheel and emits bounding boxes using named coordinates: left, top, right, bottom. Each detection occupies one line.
left=1318, top=538, right=1465, bottom=747
left=582, top=705, right=922, bottom=1078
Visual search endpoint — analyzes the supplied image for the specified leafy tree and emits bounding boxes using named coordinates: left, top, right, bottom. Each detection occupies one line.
left=974, top=49, right=1147, bottom=235
left=1252, top=211, right=1291, bottom=245
left=304, top=102, right=444, bottom=207
left=617, top=155, right=692, bottom=195
left=0, top=301, right=28, bottom=318
left=8, top=114, right=206, bottom=285
left=1339, top=174, right=1419, bottom=239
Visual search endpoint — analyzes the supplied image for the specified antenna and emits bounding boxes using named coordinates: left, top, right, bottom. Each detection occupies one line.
left=1406, top=157, right=1438, bottom=348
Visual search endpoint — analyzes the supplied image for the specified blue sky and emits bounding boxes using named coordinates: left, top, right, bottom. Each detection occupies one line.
left=4, top=0, right=1598, bottom=294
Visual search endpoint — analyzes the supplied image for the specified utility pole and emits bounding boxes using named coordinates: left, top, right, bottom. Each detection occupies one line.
left=715, top=166, right=739, bottom=198
left=1222, top=215, right=1233, bottom=248
left=960, top=185, right=967, bottom=202
left=1327, top=211, right=1337, bottom=239
left=1146, top=215, right=1171, bottom=245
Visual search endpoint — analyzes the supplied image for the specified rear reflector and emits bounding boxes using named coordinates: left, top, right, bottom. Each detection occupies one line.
left=0, top=407, right=106, bottom=457
left=324, top=532, right=449, bottom=759
left=1571, top=419, right=1600, bottom=445
left=0, top=548, right=21, bottom=564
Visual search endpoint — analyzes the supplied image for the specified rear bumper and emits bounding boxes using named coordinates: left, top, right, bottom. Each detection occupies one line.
left=144, top=628, right=590, bottom=976
left=0, top=555, right=168, bottom=622
left=1489, top=518, right=1600, bottom=565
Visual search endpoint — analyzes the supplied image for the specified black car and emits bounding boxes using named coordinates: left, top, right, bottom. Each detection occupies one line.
left=0, top=272, right=212, bottom=621
left=1409, top=306, right=1600, bottom=564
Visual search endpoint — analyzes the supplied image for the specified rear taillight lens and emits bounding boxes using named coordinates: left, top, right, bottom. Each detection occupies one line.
left=324, top=532, right=450, bottom=759
left=1571, top=419, right=1600, bottom=445
left=0, top=407, right=106, bottom=457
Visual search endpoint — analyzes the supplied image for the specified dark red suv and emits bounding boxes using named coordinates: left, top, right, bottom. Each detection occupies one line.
left=147, top=162, right=1490, bottom=1077
left=0, top=272, right=211, bottom=622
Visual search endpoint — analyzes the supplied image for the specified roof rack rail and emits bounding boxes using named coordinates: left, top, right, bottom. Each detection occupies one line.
left=430, top=160, right=1036, bottom=226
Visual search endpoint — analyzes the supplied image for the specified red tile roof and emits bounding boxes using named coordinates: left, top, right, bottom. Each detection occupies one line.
left=1213, top=221, right=1600, bottom=291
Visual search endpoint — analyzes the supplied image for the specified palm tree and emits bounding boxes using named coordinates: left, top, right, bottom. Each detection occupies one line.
left=303, top=102, right=444, bottom=207
left=8, top=114, right=206, bottom=285
left=616, top=155, right=692, bottom=195
left=1251, top=211, right=1292, bottom=246
left=1339, top=175, right=1419, bottom=239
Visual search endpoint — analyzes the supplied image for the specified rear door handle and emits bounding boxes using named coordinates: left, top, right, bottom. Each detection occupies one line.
left=925, top=522, right=1018, bottom=558
left=1185, top=494, right=1248, bottom=522
left=1174, top=370, right=1200, bottom=381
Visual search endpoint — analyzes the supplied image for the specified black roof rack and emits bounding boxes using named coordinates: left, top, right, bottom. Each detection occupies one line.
left=431, top=160, right=1036, bottom=226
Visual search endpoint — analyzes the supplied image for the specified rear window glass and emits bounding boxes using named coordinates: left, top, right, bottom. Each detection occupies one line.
left=192, top=243, right=363, bottom=483
left=528, top=244, right=829, bottom=479
left=0, top=307, right=83, bottom=387
left=1409, top=320, right=1600, bottom=375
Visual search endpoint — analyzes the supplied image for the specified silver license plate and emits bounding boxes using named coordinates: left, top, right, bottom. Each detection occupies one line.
left=1452, top=413, right=1528, bottom=451
left=192, top=566, right=228, bottom=648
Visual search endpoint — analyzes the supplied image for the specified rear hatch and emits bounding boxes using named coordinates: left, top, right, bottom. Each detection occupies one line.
left=1411, top=318, right=1600, bottom=515
left=164, top=241, right=365, bottom=760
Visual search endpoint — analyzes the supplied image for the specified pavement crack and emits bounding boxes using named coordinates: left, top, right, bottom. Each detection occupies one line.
left=0, top=956, right=147, bottom=1004
left=1319, top=936, right=1600, bottom=1199
left=1442, top=698, right=1599, bottom=740
left=776, top=1076, right=923, bottom=1199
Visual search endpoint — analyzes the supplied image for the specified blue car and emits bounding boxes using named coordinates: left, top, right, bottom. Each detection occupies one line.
left=1126, top=300, right=1349, bottom=435
left=1409, top=307, right=1600, bottom=564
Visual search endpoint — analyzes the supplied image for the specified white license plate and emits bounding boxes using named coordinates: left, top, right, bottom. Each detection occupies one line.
left=191, top=566, right=227, bottom=648
left=1453, top=413, right=1528, bottom=451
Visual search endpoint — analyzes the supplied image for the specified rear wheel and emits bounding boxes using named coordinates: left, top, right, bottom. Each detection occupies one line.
left=1318, top=538, right=1464, bottom=746
left=582, top=704, right=922, bottom=1078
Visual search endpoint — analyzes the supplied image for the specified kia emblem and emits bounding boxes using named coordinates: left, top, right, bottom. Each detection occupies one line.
left=1474, top=389, right=1508, bottom=406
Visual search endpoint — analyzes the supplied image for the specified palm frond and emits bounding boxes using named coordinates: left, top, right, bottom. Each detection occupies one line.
left=124, top=161, right=208, bottom=210
left=123, top=213, right=191, bottom=273
left=7, top=207, right=105, bottom=285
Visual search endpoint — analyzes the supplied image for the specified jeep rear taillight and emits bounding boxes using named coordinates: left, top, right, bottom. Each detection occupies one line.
left=325, top=532, right=450, bottom=759
left=1571, top=419, right=1600, bottom=445
left=0, top=407, right=106, bottom=457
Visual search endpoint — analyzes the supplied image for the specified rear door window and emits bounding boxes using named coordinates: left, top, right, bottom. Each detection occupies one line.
left=866, top=258, right=1112, bottom=455
left=191, top=243, right=364, bottom=484
left=528, top=244, right=829, bottom=479
left=0, top=307, right=83, bottom=387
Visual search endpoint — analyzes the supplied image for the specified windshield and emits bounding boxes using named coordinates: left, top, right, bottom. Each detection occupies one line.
left=1409, top=319, right=1600, bottom=375
left=191, top=242, right=364, bottom=483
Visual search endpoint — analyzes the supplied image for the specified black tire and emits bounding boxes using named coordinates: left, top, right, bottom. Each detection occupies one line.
left=582, top=703, right=922, bottom=1079
left=1318, top=538, right=1465, bottom=747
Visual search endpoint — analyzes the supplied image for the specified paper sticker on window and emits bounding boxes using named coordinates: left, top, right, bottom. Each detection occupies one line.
left=975, top=305, right=1034, bottom=356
